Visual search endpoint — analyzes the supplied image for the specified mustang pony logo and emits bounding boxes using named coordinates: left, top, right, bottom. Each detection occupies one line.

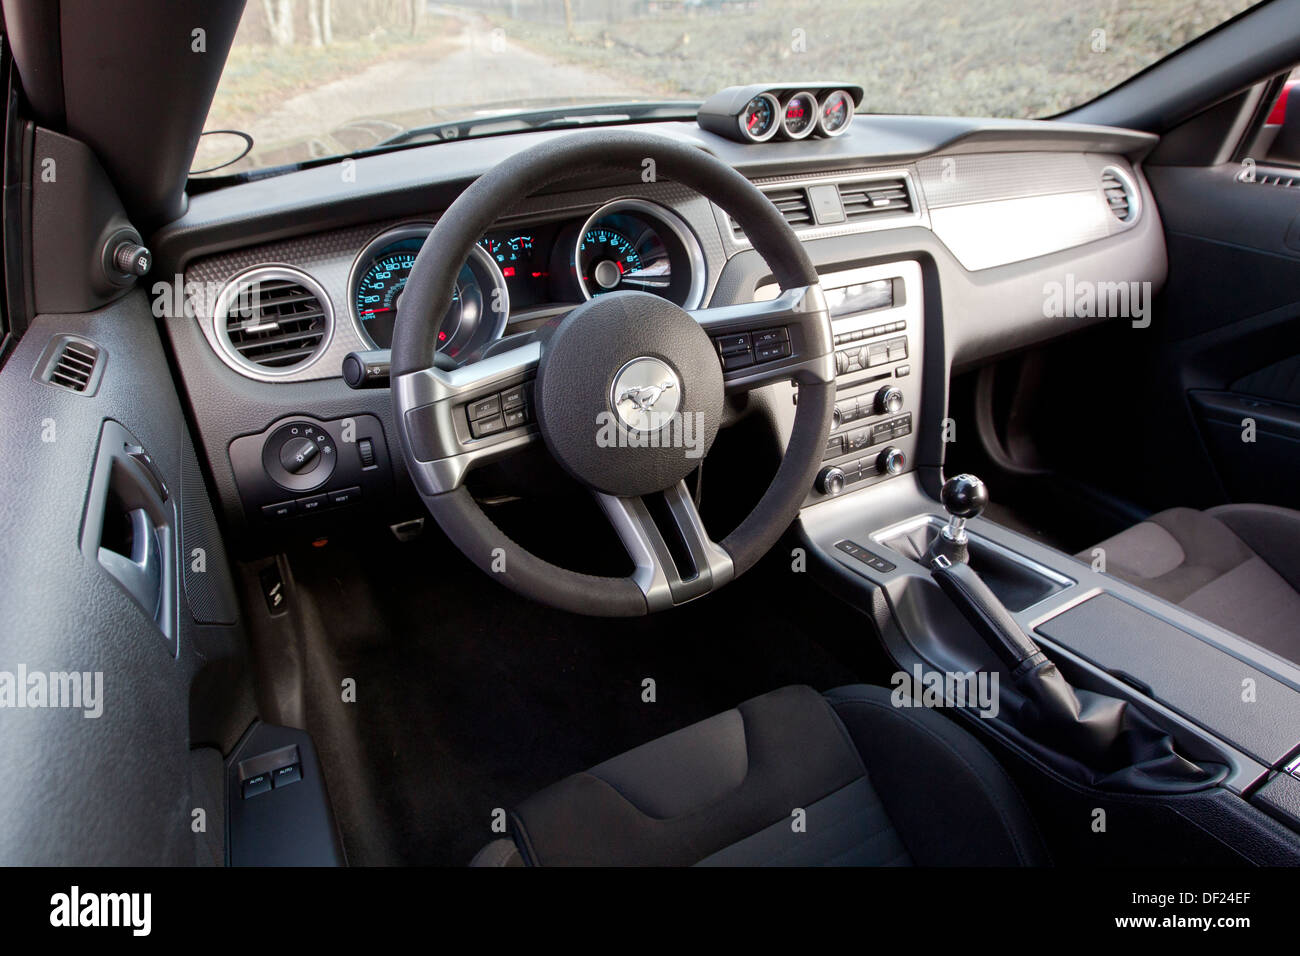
left=617, top=380, right=676, bottom=412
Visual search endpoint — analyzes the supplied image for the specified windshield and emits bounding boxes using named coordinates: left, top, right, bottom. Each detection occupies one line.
left=195, top=0, right=1261, bottom=178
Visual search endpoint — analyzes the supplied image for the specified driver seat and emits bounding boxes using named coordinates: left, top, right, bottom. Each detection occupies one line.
left=470, top=684, right=1046, bottom=866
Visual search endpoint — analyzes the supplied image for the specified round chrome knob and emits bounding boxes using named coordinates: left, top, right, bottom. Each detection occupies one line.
left=876, top=446, right=906, bottom=475
left=816, top=466, right=846, bottom=496
left=874, top=386, right=904, bottom=415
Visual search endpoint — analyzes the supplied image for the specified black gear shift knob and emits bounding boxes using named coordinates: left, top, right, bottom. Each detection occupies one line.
left=941, top=473, right=988, bottom=519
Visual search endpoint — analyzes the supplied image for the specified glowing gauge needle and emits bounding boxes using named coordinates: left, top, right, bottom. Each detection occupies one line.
left=619, top=263, right=672, bottom=287
left=360, top=307, right=394, bottom=315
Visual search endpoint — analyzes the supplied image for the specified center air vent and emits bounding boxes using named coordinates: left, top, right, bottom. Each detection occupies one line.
left=213, top=266, right=332, bottom=376
left=1101, top=166, right=1139, bottom=223
left=729, top=186, right=812, bottom=237
left=838, top=177, right=912, bottom=220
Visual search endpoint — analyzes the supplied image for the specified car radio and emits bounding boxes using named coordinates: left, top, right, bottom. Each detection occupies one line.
left=760, top=260, right=923, bottom=501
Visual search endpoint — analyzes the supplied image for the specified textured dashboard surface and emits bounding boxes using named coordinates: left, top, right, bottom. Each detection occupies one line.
left=185, top=181, right=726, bottom=383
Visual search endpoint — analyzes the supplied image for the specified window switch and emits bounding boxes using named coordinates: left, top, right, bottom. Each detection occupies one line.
left=272, top=763, right=302, bottom=789
left=242, top=772, right=272, bottom=799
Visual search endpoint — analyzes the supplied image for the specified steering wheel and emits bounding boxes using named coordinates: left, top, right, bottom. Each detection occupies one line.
left=391, top=130, right=834, bottom=617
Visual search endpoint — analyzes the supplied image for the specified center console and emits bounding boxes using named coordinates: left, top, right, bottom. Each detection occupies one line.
left=799, top=470, right=1300, bottom=854
left=757, top=259, right=924, bottom=502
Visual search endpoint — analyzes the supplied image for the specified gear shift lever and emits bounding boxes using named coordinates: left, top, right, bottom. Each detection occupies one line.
left=922, top=473, right=1226, bottom=790
left=923, top=473, right=988, bottom=567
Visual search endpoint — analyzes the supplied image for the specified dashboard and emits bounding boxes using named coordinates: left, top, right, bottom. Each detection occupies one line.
left=155, top=113, right=1166, bottom=542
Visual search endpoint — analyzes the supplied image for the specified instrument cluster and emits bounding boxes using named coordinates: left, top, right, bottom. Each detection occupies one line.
left=348, top=199, right=705, bottom=359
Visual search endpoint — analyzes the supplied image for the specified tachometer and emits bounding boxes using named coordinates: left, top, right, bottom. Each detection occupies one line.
left=578, top=228, right=644, bottom=294
left=572, top=200, right=705, bottom=309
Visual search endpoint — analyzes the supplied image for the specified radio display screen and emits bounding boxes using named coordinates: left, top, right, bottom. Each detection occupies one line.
left=824, top=278, right=894, bottom=319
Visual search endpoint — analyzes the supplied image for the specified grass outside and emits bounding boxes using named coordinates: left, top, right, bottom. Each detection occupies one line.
left=490, top=0, right=1257, bottom=118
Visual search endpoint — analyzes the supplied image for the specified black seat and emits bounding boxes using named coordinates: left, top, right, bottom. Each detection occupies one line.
left=471, top=684, right=1046, bottom=866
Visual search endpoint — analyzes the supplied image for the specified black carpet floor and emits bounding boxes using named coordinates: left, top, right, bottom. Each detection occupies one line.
left=284, top=523, right=887, bottom=866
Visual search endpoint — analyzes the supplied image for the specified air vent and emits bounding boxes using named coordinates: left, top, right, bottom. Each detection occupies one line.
left=35, top=334, right=104, bottom=395
left=838, top=177, right=912, bottom=220
left=730, top=186, right=813, bottom=237
left=214, top=267, right=332, bottom=376
left=1237, top=169, right=1298, bottom=188
left=1100, top=166, right=1139, bottom=223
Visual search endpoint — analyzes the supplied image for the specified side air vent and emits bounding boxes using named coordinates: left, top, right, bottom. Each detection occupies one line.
left=729, top=186, right=813, bottom=237
left=35, top=334, right=104, bottom=395
left=1101, top=166, right=1139, bottom=223
left=213, top=266, right=332, bottom=376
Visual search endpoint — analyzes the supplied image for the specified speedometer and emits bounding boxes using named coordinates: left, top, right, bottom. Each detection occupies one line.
left=353, top=239, right=472, bottom=353
left=349, top=225, right=509, bottom=358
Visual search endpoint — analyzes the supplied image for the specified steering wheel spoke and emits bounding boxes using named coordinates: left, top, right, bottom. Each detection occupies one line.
left=690, top=284, right=835, bottom=392
left=394, top=339, right=542, bottom=494
left=596, top=481, right=734, bottom=612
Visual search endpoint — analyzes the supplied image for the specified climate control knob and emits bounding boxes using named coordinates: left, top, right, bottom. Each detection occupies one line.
left=816, top=466, right=847, bottom=496
left=876, top=446, right=906, bottom=476
left=874, top=386, right=904, bottom=415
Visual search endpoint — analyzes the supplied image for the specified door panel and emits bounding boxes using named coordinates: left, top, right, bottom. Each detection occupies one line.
left=1141, top=161, right=1300, bottom=508
left=0, top=290, right=250, bottom=864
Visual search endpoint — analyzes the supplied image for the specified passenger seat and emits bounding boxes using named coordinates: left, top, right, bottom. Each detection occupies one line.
left=1079, top=505, right=1300, bottom=662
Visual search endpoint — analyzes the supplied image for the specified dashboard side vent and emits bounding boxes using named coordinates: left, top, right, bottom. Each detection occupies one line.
left=730, top=186, right=813, bottom=237
left=36, top=334, right=104, bottom=395
left=1101, top=166, right=1138, bottom=223
left=214, top=267, right=332, bottom=375
left=838, top=177, right=913, bottom=220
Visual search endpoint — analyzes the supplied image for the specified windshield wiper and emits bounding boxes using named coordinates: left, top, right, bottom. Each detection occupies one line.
left=375, top=101, right=701, bottom=149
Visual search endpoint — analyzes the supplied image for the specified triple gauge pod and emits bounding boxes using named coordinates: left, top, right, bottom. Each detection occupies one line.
left=696, top=84, right=862, bottom=144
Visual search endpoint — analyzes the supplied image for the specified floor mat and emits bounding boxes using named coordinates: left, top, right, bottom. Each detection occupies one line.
left=285, top=527, right=885, bottom=866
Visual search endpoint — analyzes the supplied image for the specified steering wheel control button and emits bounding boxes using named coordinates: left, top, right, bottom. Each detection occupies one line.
left=500, top=385, right=527, bottom=411
left=469, top=414, right=507, bottom=439
left=715, top=332, right=750, bottom=353
left=279, top=436, right=321, bottom=474
left=467, top=394, right=502, bottom=421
